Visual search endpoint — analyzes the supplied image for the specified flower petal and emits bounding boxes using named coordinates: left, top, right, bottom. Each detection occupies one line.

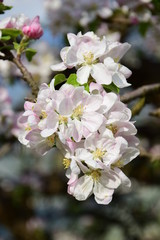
left=91, top=63, right=112, bottom=85
left=77, top=65, right=91, bottom=84
left=73, top=175, right=93, bottom=201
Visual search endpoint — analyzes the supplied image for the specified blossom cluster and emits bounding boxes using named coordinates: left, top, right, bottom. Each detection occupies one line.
left=51, top=32, right=132, bottom=88
left=0, top=14, right=43, bottom=39
left=18, top=31, right=140, bottom=204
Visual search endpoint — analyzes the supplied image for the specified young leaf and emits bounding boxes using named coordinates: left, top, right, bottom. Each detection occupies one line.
left=54, top=74, right=66, bottom=87
left=25, top=48, right=37, bottom=62
left=103, top=83, right=119, bottom=94
left=83, top=83, right=89, bottom=92
left=0, top=3, right=12, bottom=14
left=1, top=35, right=11, bottom=41
left=13, top=42, right=20, bottom=51
left=67, top=74, right=80, bottom=87
left=1, top=28, right=22, bottom=38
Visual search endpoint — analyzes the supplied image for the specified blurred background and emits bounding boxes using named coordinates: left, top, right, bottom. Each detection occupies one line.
left=0, top=0, right=160, bottom=239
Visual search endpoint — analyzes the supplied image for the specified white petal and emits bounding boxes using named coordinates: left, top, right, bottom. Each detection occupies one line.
left=74, top=175, right=93, bottom=201
left=58, top=98, right=73, bottom=116
left=82, top=112, right=103, bottom=132
left=121, top=147, right=140, bottom=165
left=94, top=181, right=114, bottom=205
left=100, top=170, right=121, bottom=189
left=119, top=65, right=132, bottom=78
left=91, top=63, right=112, bottom=85
left=113, top=72, right=131, bottom=88
left=50, top=62, right=67, bottom=71
left=114, top=168, right=131, bottom=187
left=77, top=65, right=91, bottom=84
left=84, top=95, right=102, bottom=112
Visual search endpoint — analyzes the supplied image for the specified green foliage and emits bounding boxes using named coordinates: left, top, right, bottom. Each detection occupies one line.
left=25, top=48, right=37, bottom=62
left=0, top=35, right=11, bottom=41
left=54, top=74, right=66, bottom=87
left=103, top=82, right=120, bottom=94
left=0, top=3, right=12, bottom=14
left=139, top=22, right=151, bottom=37
left=1, top=28, right=22, bottom=38
left=67, top=73, right=80, bottom=87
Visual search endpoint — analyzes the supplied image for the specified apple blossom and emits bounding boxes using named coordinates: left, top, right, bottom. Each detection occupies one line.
left=51, top=32, right=132, bottom=88
left=22, top=16, right=43, bottom=39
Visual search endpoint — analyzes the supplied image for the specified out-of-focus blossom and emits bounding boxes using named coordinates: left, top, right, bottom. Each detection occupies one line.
left=22, top=16, right=43, bottom=39
left=0, top=14, right=29, bottom=30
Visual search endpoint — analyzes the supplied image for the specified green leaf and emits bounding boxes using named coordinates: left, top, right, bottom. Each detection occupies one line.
left=103, top=83, right=119, bottom=94
left=138, top=22, right=151, bottom=37
left=54, top=74, right=66, bottom=87
left=0, top=3, right=12, bottom=14
left=67, top=74, right=80, bottom=87
left=83, top=83, right=89, bottom=92
left=25, top=48, right=37, bottom=62
left=1, top=28, right=22, bottom=38
left=13, top=42, right=20, bottom=51
left=1, top=35, right=11, bottom=41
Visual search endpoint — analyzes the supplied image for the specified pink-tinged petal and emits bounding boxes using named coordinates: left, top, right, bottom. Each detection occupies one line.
left=58, top=98, right=73, bottom=116
left=117, top=122, right=137, bottom=136
left=66, top=46, right=78, bottom=66
left=50, top=62, right=67, bottom=71
left=24, top=101, right=35, bottom=111
left=73, top=175, right=93, bottom=201
left=35, top=141, right=51, bottom=156
left=26, top=129, right=41, bottom=142
left=84, top=132, right=99, bottom=151
left=124, top=135, right=140, bottom=147
left=67, top=33, right=77, bottom=46
left=77, top=65, right=91, bottom=84
left=71, top=119, right=83, bottom=142
left=71, top=86, right=84, bottom=107
left=100, top=92, right=118, bottom=114
left=70, top=158, right=81, bottom=175
left=60, top=46, right=69, bottom=61
left=89, top=82, right=103, bottom=93
left=106, top=42, right=131, bottom=61
left=104, top=57, right=118, bottom=72
left=91, top=63, right=112, bottom=85
left=84, top=95, right=102, bottom=112
left=93, top=182, right=114, bottom=205
left=112, top=72, right=131, bottom=88
left=82, top=112, right=103, bottom=132
left=121, top=147, right=140, bottom=165
left=100, top=170, right=121, bottom=189
left=114, top=168, right=131, bottom=187
left=119, top=65, right=132, bottom=78
left=40, top=112, right=59, bottom=137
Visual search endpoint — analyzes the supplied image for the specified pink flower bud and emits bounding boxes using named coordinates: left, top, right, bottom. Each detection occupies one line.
left=22, top=16, right=43, bottom=39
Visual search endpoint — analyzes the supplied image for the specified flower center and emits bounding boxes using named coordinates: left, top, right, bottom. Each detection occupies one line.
left=63, top=158, right=71, bottom=169
left=112, top=159, right=123, bottom=168
left=83, top=52, right=94, bottom=65
left=40, top=110, right=47, bottom=119
left=72, top=104, right=83, bottom=119
left=25, top=125, right=32, bottom=131
left=59, top=115, right=68, bottom=124
left=107, top=124, right=118, bottom=135
left=46, top=134, right=55, bottom=147
left=90, top=170, right=101, bottom=181
left=93, top=148, right=105, bottom=160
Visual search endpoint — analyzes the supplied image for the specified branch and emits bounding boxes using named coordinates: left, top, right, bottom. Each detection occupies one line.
left=12, top=57, right=39, bottom=97
left=0, top=41, right=39, bottom=97
left=150, top=108, right=160, bottom=118
left=120, top=83, right=160, bottom=103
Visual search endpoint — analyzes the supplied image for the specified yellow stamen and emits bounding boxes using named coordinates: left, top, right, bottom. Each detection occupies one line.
left=25, top=125, right=32, bottom=131
left=59, top=115, right=68, bottom=124
left=90, top=170, right=101, bottom=181
left=63, top=158, right=71, bottom=169
left=72, top=104, right=83, bottom=119
left=40, top=110, right=47, bottom=119
left=107, top=124, right=118, bottom=135
left=112, top=159, right=123, bottom=168
left=83, top=52, right=94, bottom=65
left=93, top=148, right=105, bottom=160
left=46, top=134, right=55, bottom=147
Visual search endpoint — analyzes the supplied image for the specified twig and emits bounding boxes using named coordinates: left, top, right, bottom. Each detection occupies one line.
left=0, top=41, right=39, bottom=97
left=150, top=108, right=160, bottom=118
left=131, top=97, right=145, bottom=116
left=120, top=83, right=160, bottom=103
